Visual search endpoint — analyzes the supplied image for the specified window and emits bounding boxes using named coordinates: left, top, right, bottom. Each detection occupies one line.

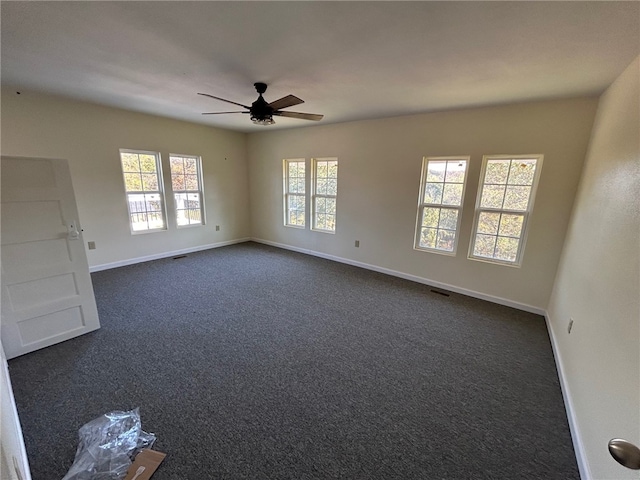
left=169, top=154, right=205, bottom=227
left=120, top=149, right=166, bottom=233
left=469, top=155, right=543, bottom=266
left=415, top=157, right=469, bottom=254
left=312, top=158, right=338, bottom=232
left=284, top=159, right=306, bottom=227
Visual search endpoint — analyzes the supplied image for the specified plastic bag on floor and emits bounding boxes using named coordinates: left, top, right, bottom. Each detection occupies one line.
left=62, top=407, right=156, bottom=480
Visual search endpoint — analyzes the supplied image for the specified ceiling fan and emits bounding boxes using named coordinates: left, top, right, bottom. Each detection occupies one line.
left=198, top=83, right=323, bottom=126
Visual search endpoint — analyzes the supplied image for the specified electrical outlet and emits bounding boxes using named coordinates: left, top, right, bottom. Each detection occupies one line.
left=88, top=241, right=96, bottom=250
left=568, top=318, right=574, bottom=334
left=354, top=240, right=360, bottom=248
left=216, top=225, right=220, bottom=231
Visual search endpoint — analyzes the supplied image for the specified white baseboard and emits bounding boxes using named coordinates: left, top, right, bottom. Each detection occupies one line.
left=89, top=238, right=251, bottom=272
left=251, top=238, right=545, bottom=315
left=545, top=313, right=591, bottom=480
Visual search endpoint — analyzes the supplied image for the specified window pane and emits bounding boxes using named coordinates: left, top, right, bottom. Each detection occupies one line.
left=174, top=193, right=187, bottom=206
left=145, top=194, right=162, bottom=211
left=316, top=197, right=326, bottom=213
left=294, top=195, right=305, bottom=211
left=141, top=174, right=159, bottom=191
left=328, top=162, right=337, bottom=178
left=317, top=162, right=328, bottom=177
left=503, top=186, right=530, bottom=211
left=121, top=154, right=139, bottom=172
left=436, top=229, right=455, bottom=251
left=438, top=208, right=458, bottom=230
left=185, top=174, right=199, bottom=191
left=422, top=207, right=440, bottom=228
left=148, top=216, right=164, bottom=230
left=316, top=213, right=326, bottom=229
left=139, top=155, right=157, bottom=173
left=480, top=185, right=505, bottom=208
left=326, top=179, right=338, bottom=195
left=427, top=161, right=446, bottom=182
left=170, top=158, right=184, bottom=175
left=498, top=214, right=524, bottom=238
left=419, top=228, right=437, bottom=248
left=473, top=234, right=497, bottom=258
left=128, top=194, right=144, bottom=213
left=188, top=209, right=202, bottom=224
left=124, top=173, right=142, bottom=192
left=477, top=212, right=500, bottom=235
left=495, top=237, right=519, bottom=262
left=316, top=178, right=327, bottom=195
left=445, top=161, right=466, bottom=183
left=131, top=214, right=147, bottom=231
left=326, top=214, right=336, bottom=231
left=424, top=183, right=443, bottom=204
left=508, top=159, right=536, bottom=185
left=176, top=211, right=189, bottom=226
left=485, top=160, right=510, bottom=184
left=172, top=174, right=185, bottom=191
left=184, top=157, right=197, bottom=175
left=442, top=183, right=463, bottom=206
left=325, top=198, right=336, bottom=215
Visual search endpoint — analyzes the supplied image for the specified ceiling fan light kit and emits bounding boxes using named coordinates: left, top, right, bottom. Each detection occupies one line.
left=199, top=82, right=323, bottom=126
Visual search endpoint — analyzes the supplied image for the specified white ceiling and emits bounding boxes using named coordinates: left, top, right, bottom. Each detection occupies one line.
left=2, top=1, right=639, bottom=132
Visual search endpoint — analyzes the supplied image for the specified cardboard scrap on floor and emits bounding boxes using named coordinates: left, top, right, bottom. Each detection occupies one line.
left=124, top=449, right=166, bottom=480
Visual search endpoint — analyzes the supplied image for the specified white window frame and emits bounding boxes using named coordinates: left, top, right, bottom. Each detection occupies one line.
left=283, top=159, right=307, bottom=228
left=169, top=154, right=206, bottom=228
left=414, top=156, right=470, bottom=255
left=311, top=157, right=338, bottom=233
left=119, top=149, right=167, bottom=234
left=468, top=154, right=544, bottom=267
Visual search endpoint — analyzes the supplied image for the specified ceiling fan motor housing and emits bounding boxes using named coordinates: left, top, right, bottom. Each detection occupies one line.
left=251, top=83, right=273, bottom=120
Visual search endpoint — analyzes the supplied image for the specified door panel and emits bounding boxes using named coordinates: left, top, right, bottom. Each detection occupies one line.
left=1, top=156, right=100, bottom=359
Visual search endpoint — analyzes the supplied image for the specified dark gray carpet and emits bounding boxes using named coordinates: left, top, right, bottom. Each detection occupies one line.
left=8, top=242, right=579, bottom=479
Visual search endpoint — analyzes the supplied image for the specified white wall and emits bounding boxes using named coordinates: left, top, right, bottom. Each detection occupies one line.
left=547, top=57, right=640, bottom=479
left=248, top=98, right=598, bottom=311
left=1, top=90, right=250, bottom=269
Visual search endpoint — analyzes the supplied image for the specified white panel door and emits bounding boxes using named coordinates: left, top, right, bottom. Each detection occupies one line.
left=1, top=156, right=100, bottom=359
left=0, top=345, right=32, bottom=480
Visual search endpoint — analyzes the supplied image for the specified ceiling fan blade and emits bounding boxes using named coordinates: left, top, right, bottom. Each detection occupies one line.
left=198, top=93, right=250, bottom=109
left=201, top=111, right=247, bottom=115
left=273, top=111, right=324, bottom=121
left=268, top=94, right=304, bottom=111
